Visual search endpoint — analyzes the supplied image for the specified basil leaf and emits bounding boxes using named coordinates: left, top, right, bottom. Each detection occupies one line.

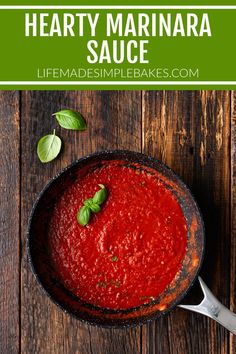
left=53, top=109, right=87, bottom=131
left=84, top=198, right=101, bottom=213
left=89, top=203, right=101, bottom=213
left=93, top=185, right=107, bottom=205
left=37, top=130, right=61, bottom=163
left=111, top=256, right=118, bottom=262
left=77, top=206, right=91, bottom=226
left=76, top=184, right=107, bottom=226
left=84, top=198, right=94, bottom=207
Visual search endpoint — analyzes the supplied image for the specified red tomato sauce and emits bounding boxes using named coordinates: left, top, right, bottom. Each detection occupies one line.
left=48, top=160, right=187, bottom=310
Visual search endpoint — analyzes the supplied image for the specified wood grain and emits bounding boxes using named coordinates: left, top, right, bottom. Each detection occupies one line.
left=0, top=89, right=234, bottom=353
left=142, top=91, right=231, bottom=354
left=230, top=91, right=236, bottom=354
left=20, top=91, right=142, bottom=354
left=0, top=91, right=20, bottom=354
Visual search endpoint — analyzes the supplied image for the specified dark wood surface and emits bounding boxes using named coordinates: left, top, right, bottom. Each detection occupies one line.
left=0, top=90, right=235, bottom=354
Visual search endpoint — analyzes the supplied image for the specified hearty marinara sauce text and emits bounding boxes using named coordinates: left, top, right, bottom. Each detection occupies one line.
left=49, top=160, right=187, bottom=310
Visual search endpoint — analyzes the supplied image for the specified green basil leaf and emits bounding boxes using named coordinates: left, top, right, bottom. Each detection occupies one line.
left=111, top=256, right=118, bottom=262
left=53, top=109, right=87, bottom=131
left=84, top=198, right=94, bottom=207
left=89, top=203, right=101, bottom=213
left=76, top=184, right=107, bottom=226
left=93, top=185, right=107, bottom=205
left=84, top=198, right=101, bottom=213
left=37, top=130, right=61, bottom=163
left=77, top=206, right=91, bottom=226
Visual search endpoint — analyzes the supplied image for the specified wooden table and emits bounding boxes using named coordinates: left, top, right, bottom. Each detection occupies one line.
left=1, top=90, right=236, bottom=354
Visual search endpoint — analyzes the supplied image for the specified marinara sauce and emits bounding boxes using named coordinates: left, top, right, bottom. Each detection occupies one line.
left=49, top=160, right=187, bottom=310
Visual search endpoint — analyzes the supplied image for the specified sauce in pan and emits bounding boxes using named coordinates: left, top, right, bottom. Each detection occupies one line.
left=49, top=160, right=187, bottom=310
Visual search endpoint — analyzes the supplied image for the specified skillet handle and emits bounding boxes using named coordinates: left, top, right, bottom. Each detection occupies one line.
left=178, top=277, right=236, bottom=335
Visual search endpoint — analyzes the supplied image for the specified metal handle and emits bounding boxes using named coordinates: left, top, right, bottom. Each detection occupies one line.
left=178, top=277, right=236, bottom=335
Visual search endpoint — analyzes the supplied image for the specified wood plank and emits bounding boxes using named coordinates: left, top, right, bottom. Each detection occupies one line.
left=141, top=91, right=231, bottom=354
left=230, top=91, right=236, bottom=354
left=20, top=90, right=142, bottom=354
left=0, top=91, right=20, bottom=354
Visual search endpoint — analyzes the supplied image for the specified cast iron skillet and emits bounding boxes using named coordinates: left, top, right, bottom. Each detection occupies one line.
left=27, top=150, right=236, bottom=333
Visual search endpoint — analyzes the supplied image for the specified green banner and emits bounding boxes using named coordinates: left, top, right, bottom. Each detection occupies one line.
left=0, top=3, right=235, bottom=89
